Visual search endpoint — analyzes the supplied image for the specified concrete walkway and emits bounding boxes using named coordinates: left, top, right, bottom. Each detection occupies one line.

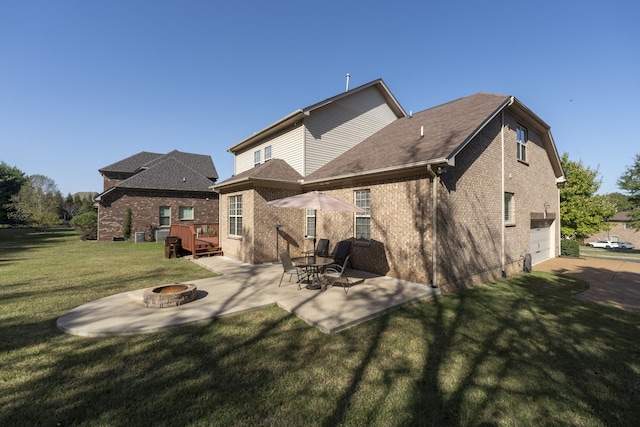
left=57, top=256, right=439, bottom=337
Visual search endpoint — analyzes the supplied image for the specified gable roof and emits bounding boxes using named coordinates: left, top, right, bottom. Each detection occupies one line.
left=228, top=79, right=406, bottom=154
left=304, top=93, right=564, bottom=183
left=213, top=159, right=303, bottom=191
left=99, top=151, right=163, bottom=174
left=100, top=150, right=218, bottom=180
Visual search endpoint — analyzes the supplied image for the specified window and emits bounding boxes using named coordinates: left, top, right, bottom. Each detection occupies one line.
left=306, top=209, right=316, bottom=237
left=229, top=195, right=243, bottom=236
left=159, top=206, right=171, bottom=227
left=504, top=192, right=514, bottom=224
left=179, top=206, right=194, bottom=220
left=264, top=145, right=272, bottom=161
left=355, top=189, right=371, bottom=240
left=516, top=125, right=527, bottom=162
left=254, top=150, right=261, bottom=167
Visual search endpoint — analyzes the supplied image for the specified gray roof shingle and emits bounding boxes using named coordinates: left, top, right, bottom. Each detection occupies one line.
left=116, top=157, right=215, bottom=192
left=215, top=159, right=303, bottom=187
left=306, top=93, right=511, bottom=181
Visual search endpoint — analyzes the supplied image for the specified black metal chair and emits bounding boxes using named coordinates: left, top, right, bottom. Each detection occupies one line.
left=279, top=252, right=304, bottom=289
left=322, top=255, right=352, bottom=293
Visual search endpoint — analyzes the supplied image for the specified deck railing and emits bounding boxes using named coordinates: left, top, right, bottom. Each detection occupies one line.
left=169, top=223, right=220, bottom=258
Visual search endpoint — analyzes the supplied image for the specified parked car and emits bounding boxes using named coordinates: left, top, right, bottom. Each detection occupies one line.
left=617, top=242, right=635, bottom=249
left=587, top=240, right=619, bottom=248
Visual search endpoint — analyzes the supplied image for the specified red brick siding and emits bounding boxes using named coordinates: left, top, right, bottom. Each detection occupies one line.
left=97, top=189, right=219, bottom=241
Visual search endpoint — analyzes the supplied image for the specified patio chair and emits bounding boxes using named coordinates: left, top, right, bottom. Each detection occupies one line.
left=304, top=238, right=330, bottom=259
left=327, top=240, right=352, bottom=270
left=279, top=252, right=304, bottom=288
left=321, top=255, right=351, bottom=293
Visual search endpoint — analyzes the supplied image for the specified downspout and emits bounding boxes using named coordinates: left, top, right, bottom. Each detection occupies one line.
left=426, top=164, right=438, bottom=288
left=501, top=109, right=505, bottom=276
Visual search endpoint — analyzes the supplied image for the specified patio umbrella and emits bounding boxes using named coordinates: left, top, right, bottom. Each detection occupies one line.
left=265, top=191, right=365, bottom=253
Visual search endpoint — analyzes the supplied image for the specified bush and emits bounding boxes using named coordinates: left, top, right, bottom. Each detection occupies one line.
left=70, top=212, right=97, bottom=240
left=123, top=208, right=132, bottom=240
left=561, top=239, right=580, bottom=257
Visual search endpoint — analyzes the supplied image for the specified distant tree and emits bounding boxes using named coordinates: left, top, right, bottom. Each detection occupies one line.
left=603, top=192, right=634, bottom=212
left=62, top=192, right=96, bottom=220
left=617, top=153, right=640, bottom=228
left=8, top=174, right=63, bottom=228
left=560, top=153, right=616, bottom=239
left=0, top=161, right=27, bottom=223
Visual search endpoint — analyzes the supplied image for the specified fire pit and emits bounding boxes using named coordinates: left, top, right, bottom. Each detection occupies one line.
left=143, top=283, right=197, bottom=308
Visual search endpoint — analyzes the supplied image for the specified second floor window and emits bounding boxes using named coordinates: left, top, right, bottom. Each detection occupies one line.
left=516, top=125, right=527, bottom=162
left=355, top=189, right=371, bottom=240
left=229, top=195, right=243, bottom=236
left=254, top=150, right=261, bottom=167
left=264, top=145, right=272, bottom=162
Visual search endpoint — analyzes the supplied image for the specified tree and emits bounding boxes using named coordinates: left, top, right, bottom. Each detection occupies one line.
left=603, top=192, right=634, bottom=212
left=70, top=211, right=97, bottom=240
left=617, top=153, right=640, bottom=228
left=560, top=153, right=616, bottom=239
left=8, top=174, right=63, bottom=228
left=123, top=208, right=132, bottom=239
left=0, top=161, right=27, bottom=224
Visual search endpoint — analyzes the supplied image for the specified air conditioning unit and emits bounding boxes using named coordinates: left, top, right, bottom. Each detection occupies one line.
left=155, top=229, right=170, bottom=242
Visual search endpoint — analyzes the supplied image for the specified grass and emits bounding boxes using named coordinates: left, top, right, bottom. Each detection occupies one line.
left=2, top=228, right=640, bottom=426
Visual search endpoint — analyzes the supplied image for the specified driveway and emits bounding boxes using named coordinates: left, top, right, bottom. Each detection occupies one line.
left=535, top=256, right=640, bottom=312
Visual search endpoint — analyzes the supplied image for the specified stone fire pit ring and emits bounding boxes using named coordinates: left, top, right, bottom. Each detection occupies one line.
left=143, top=283, right=198, bottom=308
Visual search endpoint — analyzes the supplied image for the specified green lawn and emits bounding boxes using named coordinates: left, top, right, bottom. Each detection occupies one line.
left=1, top=228, right=639, bottom=426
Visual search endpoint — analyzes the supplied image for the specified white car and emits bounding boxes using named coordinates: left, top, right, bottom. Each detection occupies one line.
left=617, top=242, right=635, bottom=249
left=588, top=240, right=619, bottom=248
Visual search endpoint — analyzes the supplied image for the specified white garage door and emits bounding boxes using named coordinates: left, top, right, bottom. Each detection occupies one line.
left=530, top=220, right=552, bottom=265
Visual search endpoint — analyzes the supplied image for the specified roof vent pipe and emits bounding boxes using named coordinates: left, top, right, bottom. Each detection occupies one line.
left=420, top=126, right=424, bottom=138
left=345, top=73, right=350, bottom=92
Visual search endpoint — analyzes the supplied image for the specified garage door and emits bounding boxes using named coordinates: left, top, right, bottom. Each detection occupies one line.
left=530, top=220, right=552, bottom=265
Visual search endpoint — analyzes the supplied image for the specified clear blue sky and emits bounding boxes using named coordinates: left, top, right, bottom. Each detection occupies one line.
left=1, top=0, right=638, bottom=196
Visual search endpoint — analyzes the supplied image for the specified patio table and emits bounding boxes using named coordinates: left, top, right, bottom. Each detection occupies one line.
left=295, top=256, right=335, bottom=290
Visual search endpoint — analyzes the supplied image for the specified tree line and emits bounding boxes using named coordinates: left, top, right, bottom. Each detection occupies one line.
left=2, top=153, right=640, bottom=241
left=0, top=161, right=97, bottom=238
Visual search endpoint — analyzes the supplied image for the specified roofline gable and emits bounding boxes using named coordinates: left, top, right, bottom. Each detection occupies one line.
left=227, top=79, right=406, bottom=154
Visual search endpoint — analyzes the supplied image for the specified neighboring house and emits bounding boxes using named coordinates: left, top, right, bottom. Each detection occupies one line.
left=95, top=150, right=219, bottom=241
left=588, top=211, right=639, bottom=247
left=213, top=79, right=565, bottom=291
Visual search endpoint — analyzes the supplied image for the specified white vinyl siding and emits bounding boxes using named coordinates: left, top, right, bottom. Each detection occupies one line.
left=235, top=126, right=304, bottom=175
left=304, top=87, right=398, bottom=175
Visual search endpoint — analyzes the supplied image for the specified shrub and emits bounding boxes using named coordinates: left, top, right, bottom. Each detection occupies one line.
left=561, top=239, right=580, bottom=257
left=70, top=212, right=97, bottom=240
left=123, top=208, right=132, bottom=240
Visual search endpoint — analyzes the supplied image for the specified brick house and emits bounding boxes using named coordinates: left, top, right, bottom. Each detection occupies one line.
left=95, top=150, right=219, bottom=241
left=213, top=79, right=565, bottom=291
left=587, top=211, right=639, bottom=247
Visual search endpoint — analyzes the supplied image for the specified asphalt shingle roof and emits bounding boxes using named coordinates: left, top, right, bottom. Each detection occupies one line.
left=116, top=157, right=216, bottom=192
left=99, top=151, right=163, bottom=173
left=306, top=93, right=511, bottom=181
left=216, top=159, right=303, bottom=187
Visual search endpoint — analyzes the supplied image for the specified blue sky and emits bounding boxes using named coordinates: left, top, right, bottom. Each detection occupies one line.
left=1, top=0, right=638, bottom=196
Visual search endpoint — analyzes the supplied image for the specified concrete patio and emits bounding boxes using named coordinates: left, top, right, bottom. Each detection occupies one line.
left=57, top=256, right=439, bottom=337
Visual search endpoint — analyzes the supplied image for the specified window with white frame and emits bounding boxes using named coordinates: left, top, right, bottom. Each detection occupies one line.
left=516, top=125, right=527, bottom=162
left=306, top=209, right=316, bottom=237
left=504, top=192, right=515, bottom=225
left=159, top=206, right=171, bottom=227
left=179, top=206, right=194, bottom=220
left=264, top=145, right=272, bottom=162
left=229, top=195, right=243, bottom=236
left=254, top=150, right=261, bottom=167
left=355, top=189, right=371, bottom=240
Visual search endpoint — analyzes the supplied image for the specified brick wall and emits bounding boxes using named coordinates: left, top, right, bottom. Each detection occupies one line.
left=218, top=112, right=560, bottom=292
left=97, top=189, right=219, bottom=241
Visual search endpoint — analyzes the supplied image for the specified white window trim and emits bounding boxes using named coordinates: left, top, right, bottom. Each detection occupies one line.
left=159, top=206, right=171, bottom=227
left=179, top=206, right=194, bottom=221
left=516, top=125, right=527, bottom=162
left=228, top=195, right=243, bottom=237
left=354, top=189, right=371, bottom=241
left=504, top=192, right=515, bottom=225
left=305, top=209, right=316, bottom=237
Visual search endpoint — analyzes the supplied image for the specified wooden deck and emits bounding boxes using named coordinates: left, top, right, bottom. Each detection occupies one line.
left=169, top=223, right=223, bottom=259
